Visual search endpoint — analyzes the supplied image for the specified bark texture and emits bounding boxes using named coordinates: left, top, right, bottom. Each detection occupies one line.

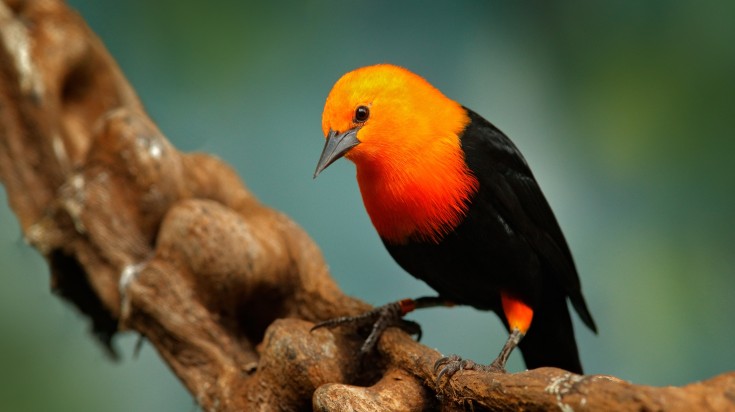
left=0, top=1, right=733, bottom=410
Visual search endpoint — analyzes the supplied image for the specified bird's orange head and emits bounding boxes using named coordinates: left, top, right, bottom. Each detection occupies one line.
left=315, top=64, right=478, bottom=244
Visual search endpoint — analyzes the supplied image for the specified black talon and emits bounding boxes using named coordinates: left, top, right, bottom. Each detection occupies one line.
left=434, top=354, right=464, bottom=384
left=310, top=301, right=423, bottom=355
left=434, top=354, right=506, bottom=386
left=433, top=354, right=459, bottom=374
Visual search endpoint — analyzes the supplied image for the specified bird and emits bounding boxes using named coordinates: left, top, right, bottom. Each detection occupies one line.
left=312, top=63, right=596, bottom=376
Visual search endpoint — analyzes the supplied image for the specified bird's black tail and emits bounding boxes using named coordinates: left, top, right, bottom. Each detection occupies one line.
left=517, top=286, right=584, bottom=374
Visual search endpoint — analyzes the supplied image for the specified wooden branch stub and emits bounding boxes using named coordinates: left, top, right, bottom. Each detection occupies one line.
left=0, top=0, right=733, bottom=410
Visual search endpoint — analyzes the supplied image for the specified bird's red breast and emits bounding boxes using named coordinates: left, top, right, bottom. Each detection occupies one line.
left=321, top=64, right=479, bottom=244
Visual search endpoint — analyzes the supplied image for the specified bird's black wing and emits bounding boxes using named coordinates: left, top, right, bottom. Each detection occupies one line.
left=460, top=108, right=597, bottom=333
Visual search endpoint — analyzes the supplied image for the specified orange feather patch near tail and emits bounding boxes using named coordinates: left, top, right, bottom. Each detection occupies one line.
left=501, top=292, right=534, bottom=334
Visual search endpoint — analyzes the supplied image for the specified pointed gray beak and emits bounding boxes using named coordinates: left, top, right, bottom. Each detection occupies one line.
left=313, top=128, right=361, bottom=178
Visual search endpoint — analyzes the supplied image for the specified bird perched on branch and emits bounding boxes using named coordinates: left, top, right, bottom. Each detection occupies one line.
left=312, top=64, right=596, bottom=377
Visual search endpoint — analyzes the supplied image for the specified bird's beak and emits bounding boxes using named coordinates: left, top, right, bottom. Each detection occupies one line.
left=313, top=128, right=361, bottom=178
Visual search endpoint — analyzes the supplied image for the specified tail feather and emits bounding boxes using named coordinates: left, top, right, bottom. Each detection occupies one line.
left=517, top=287, right=584, bottom=374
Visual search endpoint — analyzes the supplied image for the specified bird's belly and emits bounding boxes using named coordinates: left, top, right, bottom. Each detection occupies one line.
left=384, top=229, right=541, bottom=311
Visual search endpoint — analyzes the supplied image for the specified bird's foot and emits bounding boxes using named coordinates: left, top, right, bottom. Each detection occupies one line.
left=433, top=354, right=506, bottom=384
left=311, top=300, right=422, bottom=355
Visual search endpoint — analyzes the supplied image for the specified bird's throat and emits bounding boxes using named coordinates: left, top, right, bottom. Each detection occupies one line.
left=356, top=147, right=479, bottom=245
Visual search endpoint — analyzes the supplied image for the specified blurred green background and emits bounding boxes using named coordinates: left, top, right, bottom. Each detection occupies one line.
left=1, top=1, right=734, bottom=410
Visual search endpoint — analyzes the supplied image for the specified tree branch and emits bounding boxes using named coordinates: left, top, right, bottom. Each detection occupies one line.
left=0, top=1, right=732, bottom=410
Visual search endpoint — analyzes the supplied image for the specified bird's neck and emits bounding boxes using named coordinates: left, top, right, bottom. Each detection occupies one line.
left=355, top=137, right=479, bottom=245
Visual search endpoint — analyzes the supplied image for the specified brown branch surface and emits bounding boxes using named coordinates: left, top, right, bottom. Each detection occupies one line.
left=0, top=1, right=733, bottom=411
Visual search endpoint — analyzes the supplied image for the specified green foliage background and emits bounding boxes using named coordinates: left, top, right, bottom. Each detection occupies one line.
left=1, top=2, right=733, bottom=410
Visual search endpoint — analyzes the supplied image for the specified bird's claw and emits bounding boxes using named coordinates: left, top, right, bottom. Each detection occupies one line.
left=311, top=302, right=422, bottom=355
left=433, top=354, right=505, bottom=385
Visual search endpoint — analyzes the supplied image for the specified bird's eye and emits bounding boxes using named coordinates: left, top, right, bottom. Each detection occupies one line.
left=354, top=105, right=370, bottom=123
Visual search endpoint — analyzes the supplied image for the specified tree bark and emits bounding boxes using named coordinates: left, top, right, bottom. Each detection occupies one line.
left=0, top=1, right=733, bottom=410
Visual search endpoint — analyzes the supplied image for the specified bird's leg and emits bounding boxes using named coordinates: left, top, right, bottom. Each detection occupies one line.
left=311, top=296, right=453, bottom=355
left=434, top=328, right=524, bottom=383
left=489, top=327, right=524, bottom=370
left=434, top=292, right=533, bottom=383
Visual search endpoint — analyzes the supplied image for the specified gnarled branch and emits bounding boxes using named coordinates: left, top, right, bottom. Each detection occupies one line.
left=0, top=1, right=733, bottom=410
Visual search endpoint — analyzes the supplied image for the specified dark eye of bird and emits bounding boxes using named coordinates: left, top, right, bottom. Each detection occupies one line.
left=354, top=105, right=370, bottom=123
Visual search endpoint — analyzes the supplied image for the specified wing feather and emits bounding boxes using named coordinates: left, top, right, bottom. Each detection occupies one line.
left=461, top=108, right=597, bottom=332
